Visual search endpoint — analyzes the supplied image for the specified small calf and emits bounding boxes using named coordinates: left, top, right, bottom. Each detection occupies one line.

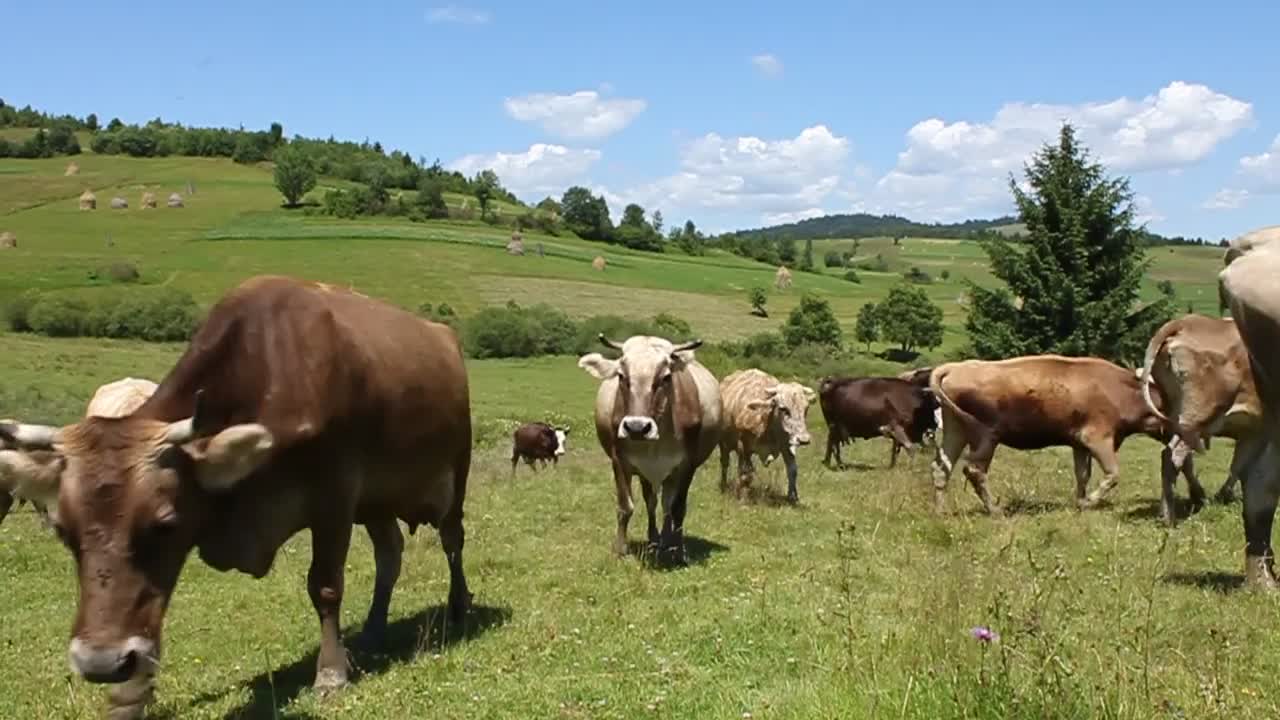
left=511, top=422, right=569, bottom=476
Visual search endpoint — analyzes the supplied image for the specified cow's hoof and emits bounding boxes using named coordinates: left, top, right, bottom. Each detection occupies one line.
left=358, top=623, right=387, bottom=652
left=787, top=493, right=799, bottom=506
left=1245, top=553, right=1279, bottom=591
left=106, top=702, right=147, bottom=720
left=447, top=590, right=474, bottom=624
left=313, top=668, right=349, bottom=694
left=1215, top=489, right=1237, bottom=505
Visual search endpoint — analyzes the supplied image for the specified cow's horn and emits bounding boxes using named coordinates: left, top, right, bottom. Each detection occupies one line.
left=671, top=338, right=703, bottom=353
left=163, top=389, right=211, bottom=445
left=0, top=421, right=59, bottom=449
left=598, top=334, right=624, bottom=350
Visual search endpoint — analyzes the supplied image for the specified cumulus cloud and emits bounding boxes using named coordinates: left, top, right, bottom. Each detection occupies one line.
left=1133, top=195, right=1165, bottom=225
left=611, top=125, right=850, bottom=224
left=449, top=144, right=602, bottom=198
left=1239, top=134, right=1280, bottom=190
left=426, top=5, right=490, bottom=24
left=762, top=208, right=824, bottom=225
left=1203, top=188, right=1250, bottom=210
left=871, top=81, right=1253, bottom=221
left=751, top=54, right=783, bottom=78
left=504, top=91, right=646, bottom=140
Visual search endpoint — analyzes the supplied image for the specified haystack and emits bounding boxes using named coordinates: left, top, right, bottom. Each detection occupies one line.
left=64, top=162, right=80, bottom=177
left=592, top=256, right=607, bottom=272
left=775, top=265, right=793, bottom=290
left=167, top=193, right=184, bottom=208
left=110, top=197, right=128, bottom=210
left=507, top=230, right=524, bottom=256
left=141, top=192, right=157, bottom=209
left=79, top=190, right=97, bottom=211
left=0, top=231, right=15, bottom=249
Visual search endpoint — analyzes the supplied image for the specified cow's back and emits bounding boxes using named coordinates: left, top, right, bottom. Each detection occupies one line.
left=137, top=276, right=470, bottom=510
left=821, top=377, right=921, bottom=438
left=720, top=369, right=776, bottom=437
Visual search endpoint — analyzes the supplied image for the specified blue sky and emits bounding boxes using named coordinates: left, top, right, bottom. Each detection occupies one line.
left=7, top=1, right=1279, bottom=238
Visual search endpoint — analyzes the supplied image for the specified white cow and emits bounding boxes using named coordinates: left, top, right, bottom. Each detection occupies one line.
left=1219, top=225, right=1280, bottom=588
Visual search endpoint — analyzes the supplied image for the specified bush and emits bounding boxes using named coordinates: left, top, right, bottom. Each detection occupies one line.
left=418, top=302, right=460, bottom=329
left=904, top=266, right=933, bottom=284
left=782, top=294, right=842, bottom=349
left=940, top=269, right=951, bottom=281
left=860, top=254, right=891, bottom=272
left=10, top=288, right=200, bottom=342
left=652, top=312, right=692, bottom=339
left=824, top=250, right=844, bottom=268
left=738, top=331, right=786, bottom=359
left=464, top=301, right=577, bottom=359
left=842, top=269, right=861, bottom=284
left=748, top=286, right=768, bottom=317
left=89, top=262, right=140, bottom=284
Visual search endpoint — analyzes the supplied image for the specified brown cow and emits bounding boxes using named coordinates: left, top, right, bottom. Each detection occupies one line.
left=929, top=355, right=1166, bottom=516
left=1, top=376, right=158, bottom=528
left=819, top=376, right=940, bottom=469
left=578, top=334, right=723, bottom=564
left=511, top=422, right=569, bottom=476
left=1219, top=225, right=1280, bottom=588
left=0, top=275, right=473, bottom=719
left=1139, top=314, right=1265, bottom=525
left=717, top=368, right=816, bottom=503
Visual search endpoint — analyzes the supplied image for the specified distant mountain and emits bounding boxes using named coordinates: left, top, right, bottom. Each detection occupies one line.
left=733, top=213, right=1020, bottom=241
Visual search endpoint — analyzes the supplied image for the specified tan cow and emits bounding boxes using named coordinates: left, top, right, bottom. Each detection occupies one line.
left=0, top=275, right=473, bottom=719
left=578, top=334, right=723, bottom=564
left=1139, top=314, right=1264, bottom=525
left=1219, top=225, right=1280, bottom=588
left=1, top=377, right=159, bottom=527
left=929, top=355, right=1166, bottom=516
left=717, top=369, right=816, bottom=504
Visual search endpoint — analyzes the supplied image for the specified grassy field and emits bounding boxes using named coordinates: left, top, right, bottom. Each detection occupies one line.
left=0, top=149, right=1267, bottom=719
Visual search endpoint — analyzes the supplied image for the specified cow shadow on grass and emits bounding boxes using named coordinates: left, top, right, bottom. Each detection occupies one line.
left=1120, top=497, right=1203, bottom=524
left=626, top=533, right=730, bottom=570
left=1161, top=571, right=1244, bottom=594
left=192, top=603, right=511, bottom=719
left=960, top=496, right=1068, bottom=518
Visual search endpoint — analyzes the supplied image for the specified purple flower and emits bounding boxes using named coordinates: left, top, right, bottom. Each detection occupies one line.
left=970, top=626, right=998, bottom=643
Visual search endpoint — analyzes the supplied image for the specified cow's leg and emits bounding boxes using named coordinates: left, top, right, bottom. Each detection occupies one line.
left=961, top=435, right=1001, bottom=517
left=930, top=426, right=967, bottom=514
left=440, top=451, right=473, bottom=624
left=737, top=438, right=756, bottom=495
left=510, top=449, right=519, bottom=478
left=1159, top=444, right=1179, bottom=526
left=611, top=459, right=634, bottom=557
left=0, top=492, right=11, bottom=526
left=1242, top=441, right=1280, bottom=590
left=1180, top=450, right=1208, bottom=513
left=824, top=426, right=845, bottom=468
left=718, top=437, right=733, bottom=493
left=360, top=516, right=404, bottom=648
left=1073, top=446, right=1093, bottom=509
left=307, top=508, right=355, bottom=691
left=783, top=448, right=800, bottom=504
left=1081, top=440, right=1122, bottom=508
left=665, top=465, right=697, bottom=565
left=640, top=478, right=660, bottom=552
left=1218, top=434, right=1265, bottom=504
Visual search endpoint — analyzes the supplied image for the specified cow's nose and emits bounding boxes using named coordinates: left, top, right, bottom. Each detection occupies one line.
left=69, top=637, right=149, bottom=684
left=622, top=417, right=654, bottom=438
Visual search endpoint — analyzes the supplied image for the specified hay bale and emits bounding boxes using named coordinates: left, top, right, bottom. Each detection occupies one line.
left=506, top=232, right=525, bottom=256
left=110, top=197, right=128, bottom=210
left=64, top=162, right=80, bottom=177
left=79, top=190, right=97, bottom=211
left=141, top=192, right=157, bottom=209
left=592, top=256, right=607, bottom=272
left=0, top=231, right=15, bottom=249
left=775, top=265, right=793, bottom=290
left=167, top=192, right=184, bottom=208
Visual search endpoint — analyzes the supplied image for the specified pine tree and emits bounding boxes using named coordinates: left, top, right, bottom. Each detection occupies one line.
left=799, top=237, right=816, bottom=272
left=964, top=122, right=1170, bottom=363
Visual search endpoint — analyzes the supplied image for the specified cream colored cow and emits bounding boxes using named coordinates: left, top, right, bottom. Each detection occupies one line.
left=718, top=369, right=815, bottom=504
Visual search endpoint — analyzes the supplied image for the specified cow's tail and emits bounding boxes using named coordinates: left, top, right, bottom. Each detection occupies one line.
left=928, top=363, right=980, bottom=431
left=1138, top=320, right=1201, bottom=449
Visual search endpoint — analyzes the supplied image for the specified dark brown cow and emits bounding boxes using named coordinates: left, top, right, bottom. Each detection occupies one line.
left=0, top=275, right=473, bottom=719
left=511, top=422, right=569, bottom=476
left=819, top=376, right=940, bottom=469
left=928, top=355, right=1167, bottom=516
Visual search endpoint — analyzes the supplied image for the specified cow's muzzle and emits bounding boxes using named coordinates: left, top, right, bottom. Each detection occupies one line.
left=618, top=416, right=659, bottom=440
left=69, top=636, right=154, bottom=684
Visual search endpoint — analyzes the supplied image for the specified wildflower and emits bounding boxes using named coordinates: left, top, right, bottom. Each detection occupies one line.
left=970, top=626, right=998, bottom=643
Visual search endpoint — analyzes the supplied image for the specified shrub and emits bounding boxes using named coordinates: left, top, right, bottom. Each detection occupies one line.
left=4, top=290, right=41, bottom=331
left=418, top=302, right=460, bottom=329
left=842, top=269, right=861, bottom=284
left=104, top=289, right=201, bottom=341
left=748, top=286, right=768, bottom=317
left=739, top=331, right=786, bottom=359
left=90, top=262, right=140, bottom=284
left=783, top=294, right=842, bottom=349
left=28, top=295, right=91, bottom=337
left=940, top=269, right=951, bottom=281
left=824, top=250, right=845, bottom=268
left=904, top=266, right=933, bottom=284
left=11, top=288, right=200, bottom=342
left=652, top=312, right=692, bottom=339
left=464, top=301, right=577, bottom=359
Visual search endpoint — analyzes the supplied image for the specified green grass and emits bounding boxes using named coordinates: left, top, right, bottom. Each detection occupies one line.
left=0, top=150, right=1263, bottom=719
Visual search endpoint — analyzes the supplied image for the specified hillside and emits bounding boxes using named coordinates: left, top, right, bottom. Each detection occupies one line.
left=733, top=212, right=1021, bottom=241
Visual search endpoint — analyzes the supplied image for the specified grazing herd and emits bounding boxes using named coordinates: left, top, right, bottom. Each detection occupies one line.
left=0, top=225, right=1276, bottom=718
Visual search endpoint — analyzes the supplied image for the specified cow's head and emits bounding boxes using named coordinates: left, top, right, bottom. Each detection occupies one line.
left=747, top=382, right=816, bottom=453
left=0, top=393, right=274, bottom=686
left=553, top=426, right=569, bottom=456
left=578, top=334, right=702, bottom=441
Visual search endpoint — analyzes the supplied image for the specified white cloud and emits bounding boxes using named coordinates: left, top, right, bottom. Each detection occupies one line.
left=751, top=54, right=783, bottom=78
left=449, top=144, right=602, bottom=198
left=762, top=208, right=824, bottom=225
left=1133, top=195, right=1165, bottom=225
left=1203, top=188, right=1250, bottom=210
left=871, top=81, right=1253, bottom=221
left=425, top=5, right=490, bottom=24
left=504, top=91, right=646, bottom=140
left=1239, top=134, right=1280, bottom=190
left=609, top=125, right=851, bottom=225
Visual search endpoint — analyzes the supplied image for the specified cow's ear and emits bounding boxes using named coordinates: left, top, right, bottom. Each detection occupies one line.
left=0, top=450, right=64, bottom=506
left=578, top=353, right=619, bottom=380
left=801, top=385, right=817, bottom=403
left=186, top=424, right=275, bottom=492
